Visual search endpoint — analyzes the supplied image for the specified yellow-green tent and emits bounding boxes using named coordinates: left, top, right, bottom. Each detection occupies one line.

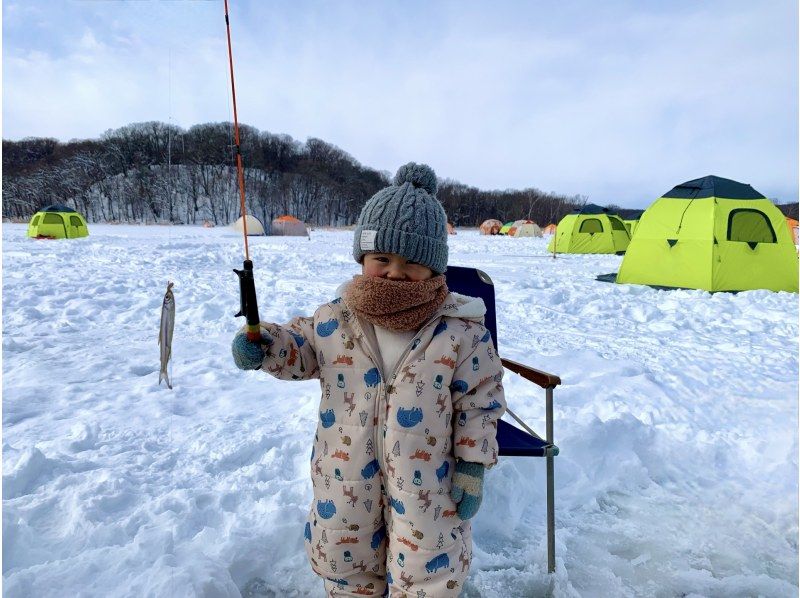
left=617, top=176, right=798, bottom=292
left=498, top=221, right=515, bottom=235
left=27, top=205, right=89, bottom=239
left=547, top=204, right=630, bottom=254
left=624, top=220, right=638, bottom=236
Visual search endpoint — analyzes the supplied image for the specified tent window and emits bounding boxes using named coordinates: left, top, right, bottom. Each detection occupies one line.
left=727, top=209, right=776, bottom=244
left=609, top=217, right=627, bottom=231
left=579, top=218, right=603, bottom=234
left=31, top=215, right=40, bottom=226
left=70, top=216, right=82, bottom=227
left=42, top=213, right=63, bottom=225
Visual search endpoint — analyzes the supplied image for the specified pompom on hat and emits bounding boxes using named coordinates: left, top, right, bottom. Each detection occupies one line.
left=353, top=162, right=449, bottom=274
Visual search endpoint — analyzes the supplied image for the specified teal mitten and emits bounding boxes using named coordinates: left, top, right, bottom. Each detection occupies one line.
left=231, top=329, right=272, bottom=370
left=450, top=460, right=485, bottom=520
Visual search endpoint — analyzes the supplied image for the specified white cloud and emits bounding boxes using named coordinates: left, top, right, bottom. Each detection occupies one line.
left=2, top=0, right=796, bottom=206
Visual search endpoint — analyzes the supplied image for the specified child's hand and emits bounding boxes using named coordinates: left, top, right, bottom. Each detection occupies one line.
left=231, top=329, right=272, bottom=370
left=450, top=460, right=485, bottom=520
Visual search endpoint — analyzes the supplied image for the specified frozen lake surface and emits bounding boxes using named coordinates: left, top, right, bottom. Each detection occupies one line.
left=3, top=224, right=798, bottom=597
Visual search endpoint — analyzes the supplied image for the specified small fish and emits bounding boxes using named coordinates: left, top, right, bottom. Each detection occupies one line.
left=159, top=282, right=175, bottom=389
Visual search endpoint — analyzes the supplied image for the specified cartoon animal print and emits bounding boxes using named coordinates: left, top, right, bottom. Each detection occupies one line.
left=317, top=319, right=339, bottom=337
left=459, top=547, right=470, bottom=572
left=341, top=435, right=352, bottom=446
left=390, top=497, right=406, bottom=514
left=425, top=553, right=450, bottom=573
left=344, top=392, right=356, bottom=416
left=333, top=354, right=353, bottom=366
left=352, top=560, right=367, bottom=574
left=450, top=379, right=469, bottom=394
left=364, top=368, right=381, bottom=387
left=385, top=455, right=396, bottom=478
left=434, top=355, right=456, bottom=369
left=398, top=537, right=419, bottom=552
left=410, top=449, right=431, bottom=461
left=335, top=536, right=359, bottom=545
left=361, top=459, right=380, bottom=479
left=435, top=461, right=449, bottom=483
left=315, top=541, right=327, bottom=562
left=447, top=580, right=460, bottom=590
left=400, top=366, right=417, bottom=383
left=267, top=363, right=284, bottom=376
left=332, top=449, right=350, bottom=461
left=320, top=409, right=337, bottom=428
left=314, top=457, right=323, bottom=476
left=317, top=500, right=337, bottom=519
left=417, top=489, right=431, bottom=512
left=400, top=571, right=414, bottom=590
left=343, top=485, right=358, bottom=507
left=371, top=527, right=386, bottom=550
left=435, top=394, right=447, bottom=416
left=442, top=509, right=457, bottom=518
left=456, top=436, right=476, bottom=447
left=287, top=343, right=299, bottom=366
left=396, top=407, right=424, bottom=428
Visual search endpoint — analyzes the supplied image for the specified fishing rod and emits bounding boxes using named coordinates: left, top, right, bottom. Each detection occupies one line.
left=224, top=0, right=261, bottom=342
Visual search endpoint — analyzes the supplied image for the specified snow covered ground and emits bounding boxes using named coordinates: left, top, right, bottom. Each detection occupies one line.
left=3, top=224, right=798, bottom=597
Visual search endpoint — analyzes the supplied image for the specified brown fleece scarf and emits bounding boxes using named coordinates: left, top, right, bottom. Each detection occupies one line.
left=342, top=275, right=449, bottom=332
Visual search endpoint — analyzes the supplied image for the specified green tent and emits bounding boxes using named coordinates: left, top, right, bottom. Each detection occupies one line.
left=622, top=210, right=644, bottom=237
left=616, top=176, right=798, bottom=292
left=27, top=205, right=89, bottom=239
left=547, top=204, right=630, bottom=254
left=498, top=221, right=515, bottom=235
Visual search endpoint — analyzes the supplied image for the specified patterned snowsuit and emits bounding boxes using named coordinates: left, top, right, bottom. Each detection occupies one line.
left=258, top=291, right=506, bottom=597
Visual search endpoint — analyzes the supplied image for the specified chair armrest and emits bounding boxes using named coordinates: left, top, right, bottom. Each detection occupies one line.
left=501, top=357, right=561, bottom=389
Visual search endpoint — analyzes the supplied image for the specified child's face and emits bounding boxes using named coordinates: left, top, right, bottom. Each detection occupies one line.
left=362, top=253, right=434, bottom=281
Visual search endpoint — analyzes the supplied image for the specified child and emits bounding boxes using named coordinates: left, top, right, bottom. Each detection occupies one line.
left=232, top=163, right=506, bottom=597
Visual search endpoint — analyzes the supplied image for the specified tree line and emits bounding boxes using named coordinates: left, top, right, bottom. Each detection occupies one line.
left=2, top=121, right=585, bottom=229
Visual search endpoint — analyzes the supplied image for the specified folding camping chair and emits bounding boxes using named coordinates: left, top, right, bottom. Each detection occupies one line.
left=445, top=266, right=561, bottom=573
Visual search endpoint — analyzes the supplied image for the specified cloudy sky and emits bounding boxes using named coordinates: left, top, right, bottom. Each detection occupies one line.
left=3, top=0, right=797, bottom=207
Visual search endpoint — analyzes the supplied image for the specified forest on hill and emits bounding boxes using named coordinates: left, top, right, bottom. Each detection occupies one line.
left=2, top=122, right=584, bottom=230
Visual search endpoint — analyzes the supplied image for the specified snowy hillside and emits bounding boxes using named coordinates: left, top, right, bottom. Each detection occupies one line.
left=3, top=224, right=798, bottom=597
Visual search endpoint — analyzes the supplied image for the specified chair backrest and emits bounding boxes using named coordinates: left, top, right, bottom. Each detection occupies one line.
left=444, top=266, right=498, bottom=349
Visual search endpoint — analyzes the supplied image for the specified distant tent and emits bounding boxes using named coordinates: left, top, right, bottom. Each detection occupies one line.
left=231, top=214, right=265, bottom=236
left=479, top=219, right=503, bottom=235
left=623, top=209, right=645, bottom=237
left=787, top=217, right=799, bottom=245
left=27, top=205, right=89, bottom=239
left=447, top=222, right=457, bottom=235
left=617, top=176, right=798, bottom=292
left=498, top=221, right=515, bottom=235
left=508, top=219, right=543, bottom=237
left=271, top=215, right=308, bottom=236
left=547, top=204, right=630, bottom=254
left=543, top=224, right=557, bottom=236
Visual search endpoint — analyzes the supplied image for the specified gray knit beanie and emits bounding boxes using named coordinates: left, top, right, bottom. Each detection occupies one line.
left=353, top=162, right=449, bottom=274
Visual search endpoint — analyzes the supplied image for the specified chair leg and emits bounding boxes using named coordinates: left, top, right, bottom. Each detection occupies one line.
left=546, top=386, right=556, bottom=573
left=547, top=453, right=555, bottom=573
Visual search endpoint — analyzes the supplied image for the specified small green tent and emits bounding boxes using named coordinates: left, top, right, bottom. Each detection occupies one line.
left=547, top=204, right=630, bottom=254
left=616, top=176, right=798, bottom=292
left=498, top=221, right=515, bottom=235
left=622, top=209, right=645, bottom=238
left=28, top=205, right=89, bottom=239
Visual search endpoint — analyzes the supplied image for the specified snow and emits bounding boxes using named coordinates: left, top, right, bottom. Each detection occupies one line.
left=3, top=224, right=798, bottom=597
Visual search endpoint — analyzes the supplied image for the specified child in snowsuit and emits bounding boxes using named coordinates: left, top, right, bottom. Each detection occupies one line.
left=232, top=163, right=506, bottom=597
